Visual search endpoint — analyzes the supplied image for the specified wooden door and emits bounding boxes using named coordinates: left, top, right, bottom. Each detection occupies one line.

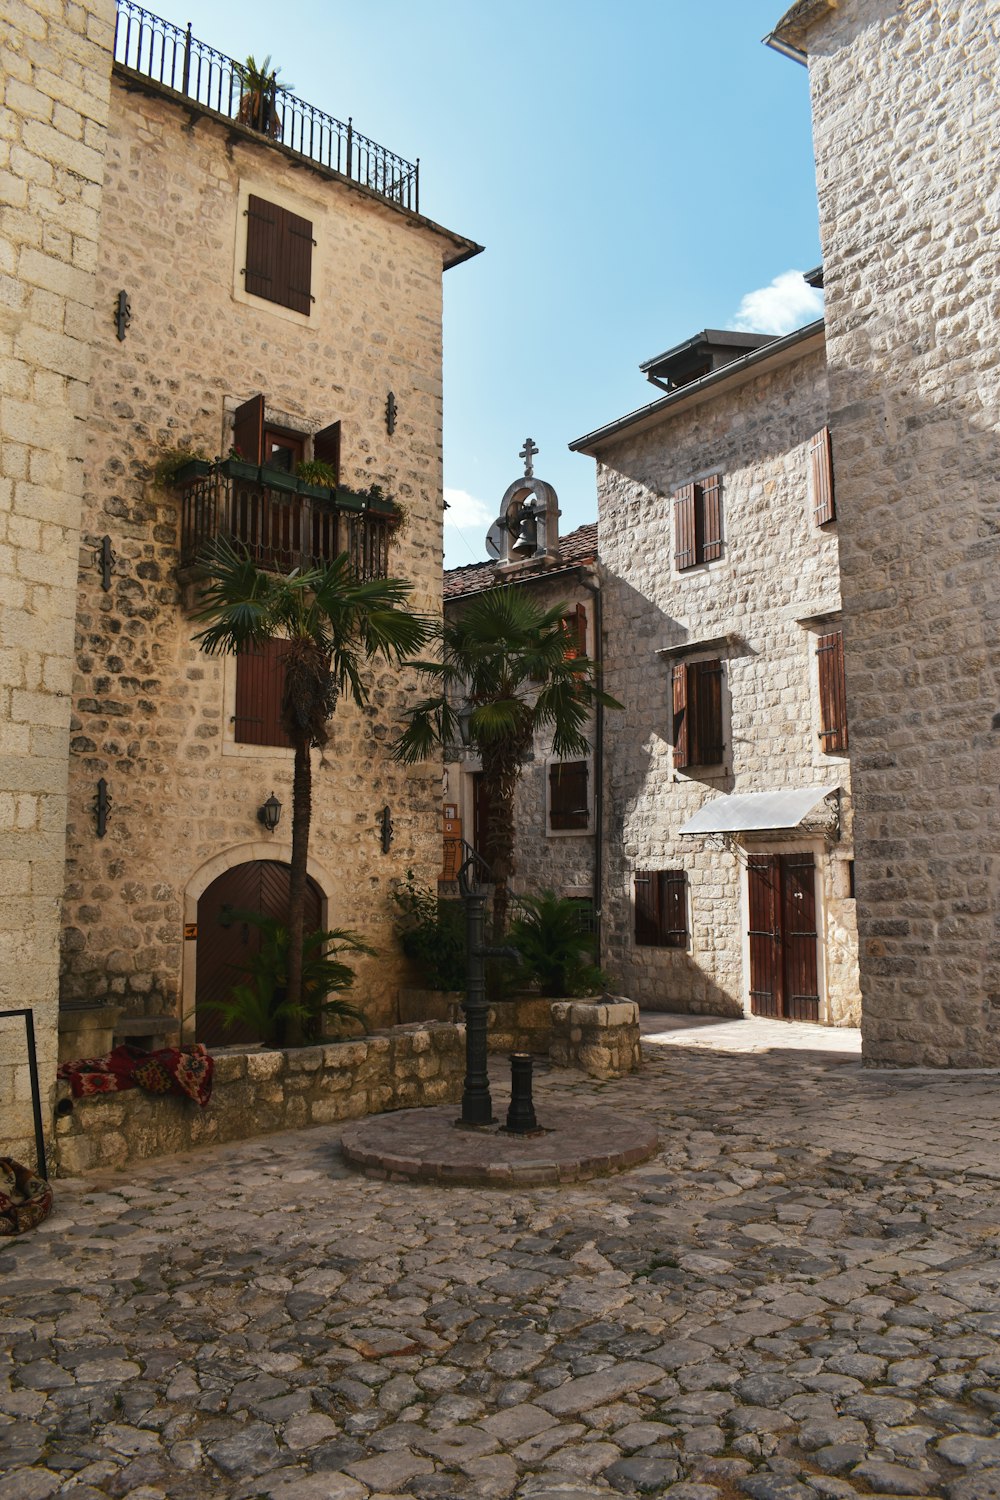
left=195, top=861, right=322, bottom=1046
left=748, top=853, right=819, bottom=1022
left=472, top=772, right=492, bottom=870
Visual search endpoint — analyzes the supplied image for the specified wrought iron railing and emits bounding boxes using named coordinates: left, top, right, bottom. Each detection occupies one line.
left=113, top=1, right=420, bottom=212
left=178, top=464, right=391, bottom=579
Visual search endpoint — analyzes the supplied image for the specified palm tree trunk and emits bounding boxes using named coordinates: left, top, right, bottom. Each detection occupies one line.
left=286, top=735, right=312, bottom=1042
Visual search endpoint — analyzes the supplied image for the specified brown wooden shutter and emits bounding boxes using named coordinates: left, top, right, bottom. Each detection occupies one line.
left=282, top=207, right=314, bottom=315
left=699, top=474, right=723, bottom=562
left=817, top=629, right=848, bottom=751
left=232, top=394, right=265, bottom=464
left=673, top=483, right=697, bottom=571
left=659, top=870, right=688, bottom=948
left=810, top=426, right=835, bottom=525
left=634, top=872, right=659, bottom=945
left=562, top=603, right=587, bottom=657
left=748, top=855, right=781, bottom=1018
left=549, top=760, right=589, bottom=830
left=313, top=421, right=341, bottom=479
left=672, top=661, right=689, bottom=768
left=244, top=195, right=281, bottom=303
left=234, top=639, right=292, bottom=747
left=690, top=658, right=723, bottom=764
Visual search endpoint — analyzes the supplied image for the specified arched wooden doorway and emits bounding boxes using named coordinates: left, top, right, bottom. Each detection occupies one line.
left=195, top=860, right=322, bottom=1046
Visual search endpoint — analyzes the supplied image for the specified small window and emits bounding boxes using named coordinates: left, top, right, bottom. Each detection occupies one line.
left=674, top=474, right=723, bottom=570
left=263, top=430, right=304, bottom=473
left=635, top=870, right=688, bottom=948
left=562, top=604, right=588, bottom=658
left=234, top=639, right=292, bottom=747
left=567, top=896, right=596, bottom=934
left=816, top=629, right=848, bottom=752
left=549, top=760, right=589, bottom=831
left=672, top=658, right=724, bottom=768
left=244, top=194, right=314, bottom=315
left=810, top=427, right=836, bottom=525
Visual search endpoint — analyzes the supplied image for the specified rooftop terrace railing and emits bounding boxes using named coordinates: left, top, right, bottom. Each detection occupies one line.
left=113, top=0, right=420, bottom=213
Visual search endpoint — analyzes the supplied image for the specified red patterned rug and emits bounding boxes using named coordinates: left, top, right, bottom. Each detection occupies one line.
left=57, top=1043, right=214, bottom=1107
left=0, top=1159, right=53, bottom=1236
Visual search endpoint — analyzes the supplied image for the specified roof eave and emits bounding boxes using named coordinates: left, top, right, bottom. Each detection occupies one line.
left=768, top=0, right=838, bottom=57
left=569, top=320, right=825, bottom=456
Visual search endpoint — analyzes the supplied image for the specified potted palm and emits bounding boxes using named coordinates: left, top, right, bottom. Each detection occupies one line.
left=235, top=55, right=289, bottom=139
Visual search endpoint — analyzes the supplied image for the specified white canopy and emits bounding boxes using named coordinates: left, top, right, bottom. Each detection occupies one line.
left=678, top=786, right=838, bottom=836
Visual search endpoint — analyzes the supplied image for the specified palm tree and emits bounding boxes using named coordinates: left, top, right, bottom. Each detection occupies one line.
left=193, top=538, right=432, bottom=1023
left=393, top=587, right=621, bottom=939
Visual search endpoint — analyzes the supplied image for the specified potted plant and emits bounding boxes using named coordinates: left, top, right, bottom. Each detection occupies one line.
left=153, top=447, right=211, bottom=487
left=218, top=448, right=260, bottom=483
left=235, top=55, right=290, bottom=140
left=507, top=891, right=607, bottom=998
left=295, top=459, right=339, bottom=499
left=205, top=912, right=371, bottom=1049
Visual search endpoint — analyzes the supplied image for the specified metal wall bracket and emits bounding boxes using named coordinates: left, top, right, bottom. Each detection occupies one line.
left=94, top=534, right=116, bottom=592
left=385, top=391, right=397, bottom=436
left=115, top=289, right=131, bottom=341
left=93, top=777, right=111, bottom=838
left=378, top=804, right=393, bottom=853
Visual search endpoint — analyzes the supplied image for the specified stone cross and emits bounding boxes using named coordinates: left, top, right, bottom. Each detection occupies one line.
left=519, top=437, right=538, bottom=478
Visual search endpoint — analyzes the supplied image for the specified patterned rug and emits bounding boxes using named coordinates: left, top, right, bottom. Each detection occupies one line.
left=0, top=1158, right=53, bottom=1236
left=57, top=1043, right=214, bottom=1107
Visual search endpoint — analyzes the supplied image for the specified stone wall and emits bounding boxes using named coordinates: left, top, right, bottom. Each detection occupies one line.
left=54, top=1023, right=464, bottom=1175
left=597, top=339, right=860, bottom=1023
left=786, top=0, right=1000, bottom=1063
left=0, top=0, right=115, bottom=1162
left=60, top=75, right=462, bottom=1033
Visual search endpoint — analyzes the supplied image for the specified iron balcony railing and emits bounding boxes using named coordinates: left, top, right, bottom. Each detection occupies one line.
left=113, top=0, right=419, bottom=213
left=177, top=463, right=393, bottom=580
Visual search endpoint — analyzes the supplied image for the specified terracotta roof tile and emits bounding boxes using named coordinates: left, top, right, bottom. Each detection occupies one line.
left=443, top=522, right=598, bottom=600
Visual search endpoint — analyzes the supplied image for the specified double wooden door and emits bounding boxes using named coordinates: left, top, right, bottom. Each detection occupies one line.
left=748, top=853, right=820, bottom=1022
left=195, top=860, right=322, bottom=1046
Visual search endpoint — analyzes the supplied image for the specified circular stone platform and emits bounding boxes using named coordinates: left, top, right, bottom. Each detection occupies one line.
left=340, top=1104, right=659, bottom=1187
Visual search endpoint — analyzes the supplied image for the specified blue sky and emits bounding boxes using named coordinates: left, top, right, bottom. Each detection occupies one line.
left=139, top=1, right=822, bottom=565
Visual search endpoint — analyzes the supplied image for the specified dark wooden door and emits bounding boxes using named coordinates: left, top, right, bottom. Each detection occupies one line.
left=748, top=853, right=819, bottom=1022
left=195, top=860, right=322, bottom=1046
left=473, top=772, right=492, bottom=868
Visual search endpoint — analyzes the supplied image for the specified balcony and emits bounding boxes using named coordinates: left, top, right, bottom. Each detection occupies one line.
left=175, top=459, right=397, bottom=593
left=113, top=1, right=420, bottom=213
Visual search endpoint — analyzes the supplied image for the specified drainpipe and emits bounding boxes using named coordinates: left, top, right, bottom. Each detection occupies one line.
left=579, top=566, right=605, bottom=970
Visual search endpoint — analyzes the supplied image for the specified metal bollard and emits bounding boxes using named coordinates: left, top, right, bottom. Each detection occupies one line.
left=505, top=1052, right=539, bottom=1134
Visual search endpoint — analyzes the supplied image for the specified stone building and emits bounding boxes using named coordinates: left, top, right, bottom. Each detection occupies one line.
left=770, top=1, right=1000, bottom=1065
left=442, top=459, right=601, bottom=928
left=2, top=0, right=479, bottom=1159
left=572, top=324, right=861, bottom=1024
left=0, top=0, right=117, bottom=1165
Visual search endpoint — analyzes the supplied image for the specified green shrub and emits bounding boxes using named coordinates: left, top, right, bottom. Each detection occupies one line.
left=393, top=871, right=466, bottom=991
left=508, top=891, right=608, bottom=998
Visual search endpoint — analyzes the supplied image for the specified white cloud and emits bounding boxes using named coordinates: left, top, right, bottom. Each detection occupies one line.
left=443, top=486, right=495, bottom=566
left=443, top=486, right=493, bottom=530
left=732, top=270, right=824, bottom=336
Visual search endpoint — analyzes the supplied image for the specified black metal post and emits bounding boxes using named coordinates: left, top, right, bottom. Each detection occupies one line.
left=1, top=1008, right=48, bottom=1180
left=505, top=1053, right=538, bottom=1134
left=459, top=888, right=494, bottom=1126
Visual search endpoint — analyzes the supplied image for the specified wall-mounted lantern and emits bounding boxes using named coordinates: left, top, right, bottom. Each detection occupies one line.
left=257, top=792, right=282, bottom=832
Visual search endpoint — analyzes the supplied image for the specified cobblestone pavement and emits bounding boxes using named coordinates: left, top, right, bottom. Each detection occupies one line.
left=3, top=1026, right=1000, bottom=1500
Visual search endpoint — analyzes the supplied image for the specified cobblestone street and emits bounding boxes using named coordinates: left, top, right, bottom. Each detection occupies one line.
left=3, top=1021, right=1000, bottom=1500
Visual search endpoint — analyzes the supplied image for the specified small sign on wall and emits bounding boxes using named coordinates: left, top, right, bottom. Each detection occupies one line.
left=184, top=923, right=198, bottom=940
left=444, top=803, right=458, bottom=820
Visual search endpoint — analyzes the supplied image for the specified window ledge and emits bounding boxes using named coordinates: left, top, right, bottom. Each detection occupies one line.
left=656, top=632, right=741, bottom=659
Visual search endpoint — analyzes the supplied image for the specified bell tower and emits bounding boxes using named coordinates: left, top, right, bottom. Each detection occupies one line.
left=485, top=438, right=561, bottom=570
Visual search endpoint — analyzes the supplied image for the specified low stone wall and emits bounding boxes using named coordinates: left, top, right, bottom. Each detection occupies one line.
left=549, top=999, right=642, bottom=1078
left=53, top=1023, right=464, bottom=1177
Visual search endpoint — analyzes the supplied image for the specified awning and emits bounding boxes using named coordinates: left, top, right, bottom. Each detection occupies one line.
left=678, top=786, right=838, bottom=836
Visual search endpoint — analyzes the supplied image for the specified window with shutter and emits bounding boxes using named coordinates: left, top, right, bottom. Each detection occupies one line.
left=234, top=639, right=293, bottom=748
left=634, top=870, right=688, bottom=947
left=232, top=393, right=265, bottom=463
left=674, top=474, right=723, bottom=569
left=816, top=629, right=848, bottom=752
left=244, top=194, right=314, bottom=316
left=810, top=427, right=836, bottom=525
left=561, top=603, right=588, bottom=658
left=549, top=760, right=589, bottom=831
left=672, top=658, right=724, bottom=767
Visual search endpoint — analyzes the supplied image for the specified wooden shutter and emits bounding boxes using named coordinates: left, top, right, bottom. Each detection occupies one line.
left=234, top=639, right=292, bottom=747
left=232, top=393, right=264, bottom=464
left=672, top=661, right=689, bottom=768
left=810, top=426, right=835, bottom=525
left=659, top=871, right=688, bottom=948
left=673, top=483, right=697, bottom=571
left=699, top=474, right=723, bottom=562
left=634, top=872, right=659, bottom=945
left=244, top=195, right=314, bottom=315
left=313, top=421, right=341, bottom=479
left=549, top=760, right=589, bottom=830
left=562, top=603, right=587, bottom=658
left=690, top=658, right=723, bottom=765
left=817, top=629, right=848, bottom=752
left=244, top=195, right=281, bottom=304
left=748, top=855, right=781, bottom=1018
left=781, top=853, right=819, bottom=1021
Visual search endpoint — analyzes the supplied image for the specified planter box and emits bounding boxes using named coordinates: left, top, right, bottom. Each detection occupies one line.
left=336, top=486, right=367, bottom=513
left=298, top=480, right=335, bottom=502
left=171, top=458, right=212, bottom=484
left=261, top=465, right=298, bottom=492
left=218, top=458, right=261, bottom=482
